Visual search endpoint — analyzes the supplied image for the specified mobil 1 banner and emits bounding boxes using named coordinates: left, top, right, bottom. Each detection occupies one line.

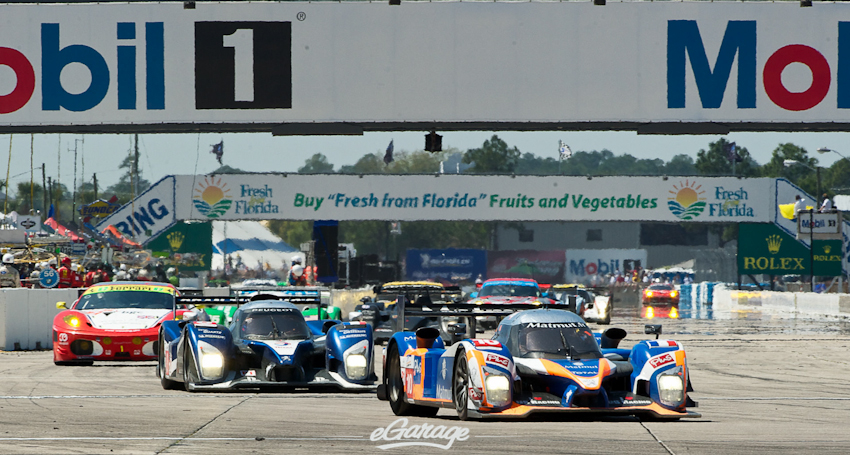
left=173, top=174, right=771, bottom=222
left=5, top=3, right=850, bottom=130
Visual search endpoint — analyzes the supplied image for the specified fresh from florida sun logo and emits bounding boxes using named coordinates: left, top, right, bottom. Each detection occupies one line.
left=668, top=180, right=706, bottom=220
left=193, top=177, right=232, bottom=219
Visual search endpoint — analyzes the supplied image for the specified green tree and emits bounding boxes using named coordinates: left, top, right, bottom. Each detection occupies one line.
left=694, top=138, right=759, bottom=177
left=298, top=153, right=334, bottom=174
left=104, top=154, right=152, bottom=203
left=462, top=135, right=521, bottom=174
left=210, top=165, right=245, bottom=174
left=267, top=220, right=312, bottom=249
left=664, top=154, right=697, bottom=176
left=12, top=182, right=44, bottom=214
left=761, top=143, right=820, bottom=196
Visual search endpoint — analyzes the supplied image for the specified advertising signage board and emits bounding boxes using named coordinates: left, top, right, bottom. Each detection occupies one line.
left=172, top=174, right=772, bottom=222
left=2, top=3, right=850, bottom=131
left=738, top=223, right=843, bottom=276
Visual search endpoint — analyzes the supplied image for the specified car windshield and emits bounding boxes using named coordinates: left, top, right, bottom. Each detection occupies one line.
left=518, top=323, right=601, bottom=360
left=240, top=310, right=310, bottom=340
left=555, top=288, right=594, bottom=302
left=479, top=284, right=540, bottom=298
left=75, top=290, right=173, bottom=310
left=648, top=284, right=674, bottom=291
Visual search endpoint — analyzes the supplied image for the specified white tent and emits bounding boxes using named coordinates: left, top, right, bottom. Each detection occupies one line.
left=211, top=221, right=300, bottom=272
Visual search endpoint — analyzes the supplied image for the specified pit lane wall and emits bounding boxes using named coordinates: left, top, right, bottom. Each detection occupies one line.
left=712, top=285, right=850, bottom=318
left=0, top=289, right=78, bottom=351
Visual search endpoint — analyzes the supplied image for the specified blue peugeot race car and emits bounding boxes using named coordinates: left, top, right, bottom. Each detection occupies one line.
left=157, top=295, right=377, bottom=392
left=377, top=299, right=699, bottom=420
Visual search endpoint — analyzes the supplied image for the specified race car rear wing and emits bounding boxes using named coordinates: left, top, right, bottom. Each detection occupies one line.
left=173, top=289, right=327, bottom=321
left=394, top=295, right=577, bottom=335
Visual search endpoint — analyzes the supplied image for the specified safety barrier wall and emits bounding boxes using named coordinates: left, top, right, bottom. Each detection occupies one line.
left=0, top=289, right=79, bottom=351
left=712, top=285, right=850, bottom=318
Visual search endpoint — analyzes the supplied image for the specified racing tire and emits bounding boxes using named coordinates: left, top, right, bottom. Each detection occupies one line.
left=54, top=360, right=93, bottom=366
left=158, top=335, right=180, bottom=390
left=182, top=342, right=197, bottom=393
left=386, top=343, right=438, bottom=417
left=452, top=348, right=470, bottom=421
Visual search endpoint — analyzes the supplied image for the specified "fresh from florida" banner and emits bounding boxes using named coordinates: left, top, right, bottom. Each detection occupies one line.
left=170, top=174, right=772, bottom=223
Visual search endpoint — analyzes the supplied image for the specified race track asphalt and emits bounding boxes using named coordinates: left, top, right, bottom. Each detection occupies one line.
left=2, top=302, right=850, bottom=455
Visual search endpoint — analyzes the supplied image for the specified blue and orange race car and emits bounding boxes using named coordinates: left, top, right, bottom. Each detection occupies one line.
left=377, top=300, right=699, bottom=420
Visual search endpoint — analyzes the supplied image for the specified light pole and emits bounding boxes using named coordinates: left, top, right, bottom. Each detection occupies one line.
left=784, top=159, right=820, bottom=291
left=817, top=147, right=850, bottom=165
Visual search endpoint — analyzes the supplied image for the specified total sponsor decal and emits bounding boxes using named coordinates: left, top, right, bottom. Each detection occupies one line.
left=266, top=340, right=301, bottom=356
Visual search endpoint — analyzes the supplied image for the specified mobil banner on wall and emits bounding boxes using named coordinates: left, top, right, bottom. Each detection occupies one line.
left=405, top=248, right=487, bottom=283
left=172, top=174, right=772, bottom=222
left=487, top=250, right=565, bottom=285
left=565, top=249, right=648, bottom=284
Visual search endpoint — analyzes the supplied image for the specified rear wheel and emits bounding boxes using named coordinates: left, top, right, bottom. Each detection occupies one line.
left=453, top=348, right=470, bottom=421
left=386, top=343, right=438, bottom=417
left=158, top=335, right=180, bottom=390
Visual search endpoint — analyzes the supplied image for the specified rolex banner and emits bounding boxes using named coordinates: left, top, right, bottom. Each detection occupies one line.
left=737, top=224, right=843, bottom=276
left=147, top=222, right=213, bottom=272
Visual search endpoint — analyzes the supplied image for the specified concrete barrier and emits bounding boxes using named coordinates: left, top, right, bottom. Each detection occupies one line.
left=0, top=288, right=79, bottom=351
left=713, top=285, right=850, bottom=318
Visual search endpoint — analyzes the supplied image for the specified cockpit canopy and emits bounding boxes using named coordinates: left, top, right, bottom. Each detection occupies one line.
left=493, top=309, right=602, bottom=360
left=231, top=302, right=310, bottom=341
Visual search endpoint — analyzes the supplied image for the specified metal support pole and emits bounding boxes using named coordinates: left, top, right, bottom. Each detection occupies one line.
left=810, top=209, right=815, bottom=292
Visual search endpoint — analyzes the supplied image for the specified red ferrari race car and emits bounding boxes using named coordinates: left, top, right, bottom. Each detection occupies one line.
left=53, top=282, right=184, bottom=365
left=641, top=283, right=680, bottom=306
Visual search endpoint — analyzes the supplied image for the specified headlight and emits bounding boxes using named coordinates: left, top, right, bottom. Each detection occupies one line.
left=63, top=314, right=82, bottom=328
left=658, top=374, right=684, bottom=406
left=671, top=291, right=679, bottom=298
left=645, top=291, right=653, bottom=298
left=484, top=374, right=511, bottom=407
left=199, top=343, right=224, bottom=379
left=345, top=354, right=368, bottom=380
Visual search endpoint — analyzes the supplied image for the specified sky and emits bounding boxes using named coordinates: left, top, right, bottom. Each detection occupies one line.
left=3, top=130, right=850, bottom=193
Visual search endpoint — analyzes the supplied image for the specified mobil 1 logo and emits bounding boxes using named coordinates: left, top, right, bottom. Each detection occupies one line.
left=195, top=22, right=291, bottom=109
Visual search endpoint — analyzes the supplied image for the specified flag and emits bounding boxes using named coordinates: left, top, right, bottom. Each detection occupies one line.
left=210, top=140, right=224, bottom=165
left=384, top=140, right=394, bottom=165
left=559, top=141, right=572, bottom=160
left=47, top=203, right=54, bottom=219
left=725, top=142, right=742, bottom=163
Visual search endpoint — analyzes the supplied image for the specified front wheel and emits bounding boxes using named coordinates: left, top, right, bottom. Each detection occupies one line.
left=182, top=342, right=197, bottom=393
left=386, top=343, right=438, bottom=417
left=158, top=335, right=180, bottom=390
left=453, top=348, right=470, bottom=421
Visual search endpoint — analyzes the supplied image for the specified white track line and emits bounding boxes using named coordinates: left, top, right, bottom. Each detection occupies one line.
left=0, top=437, right=365, bottom=441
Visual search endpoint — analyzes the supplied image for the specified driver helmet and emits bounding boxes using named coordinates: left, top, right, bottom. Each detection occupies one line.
left=291, top=256, right=303, bottom=265
left=48, top=258, right=57, bottom=267
left=61, top=257, right=71, bottom=267
left=2, top=253, right=13, bottom=265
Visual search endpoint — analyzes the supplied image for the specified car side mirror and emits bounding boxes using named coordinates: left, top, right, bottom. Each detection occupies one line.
left=644, top=324, right=662, bottom=339
left=448, top=323, right=467, bottom=344
left=56, top=302, right=67, bottom=309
